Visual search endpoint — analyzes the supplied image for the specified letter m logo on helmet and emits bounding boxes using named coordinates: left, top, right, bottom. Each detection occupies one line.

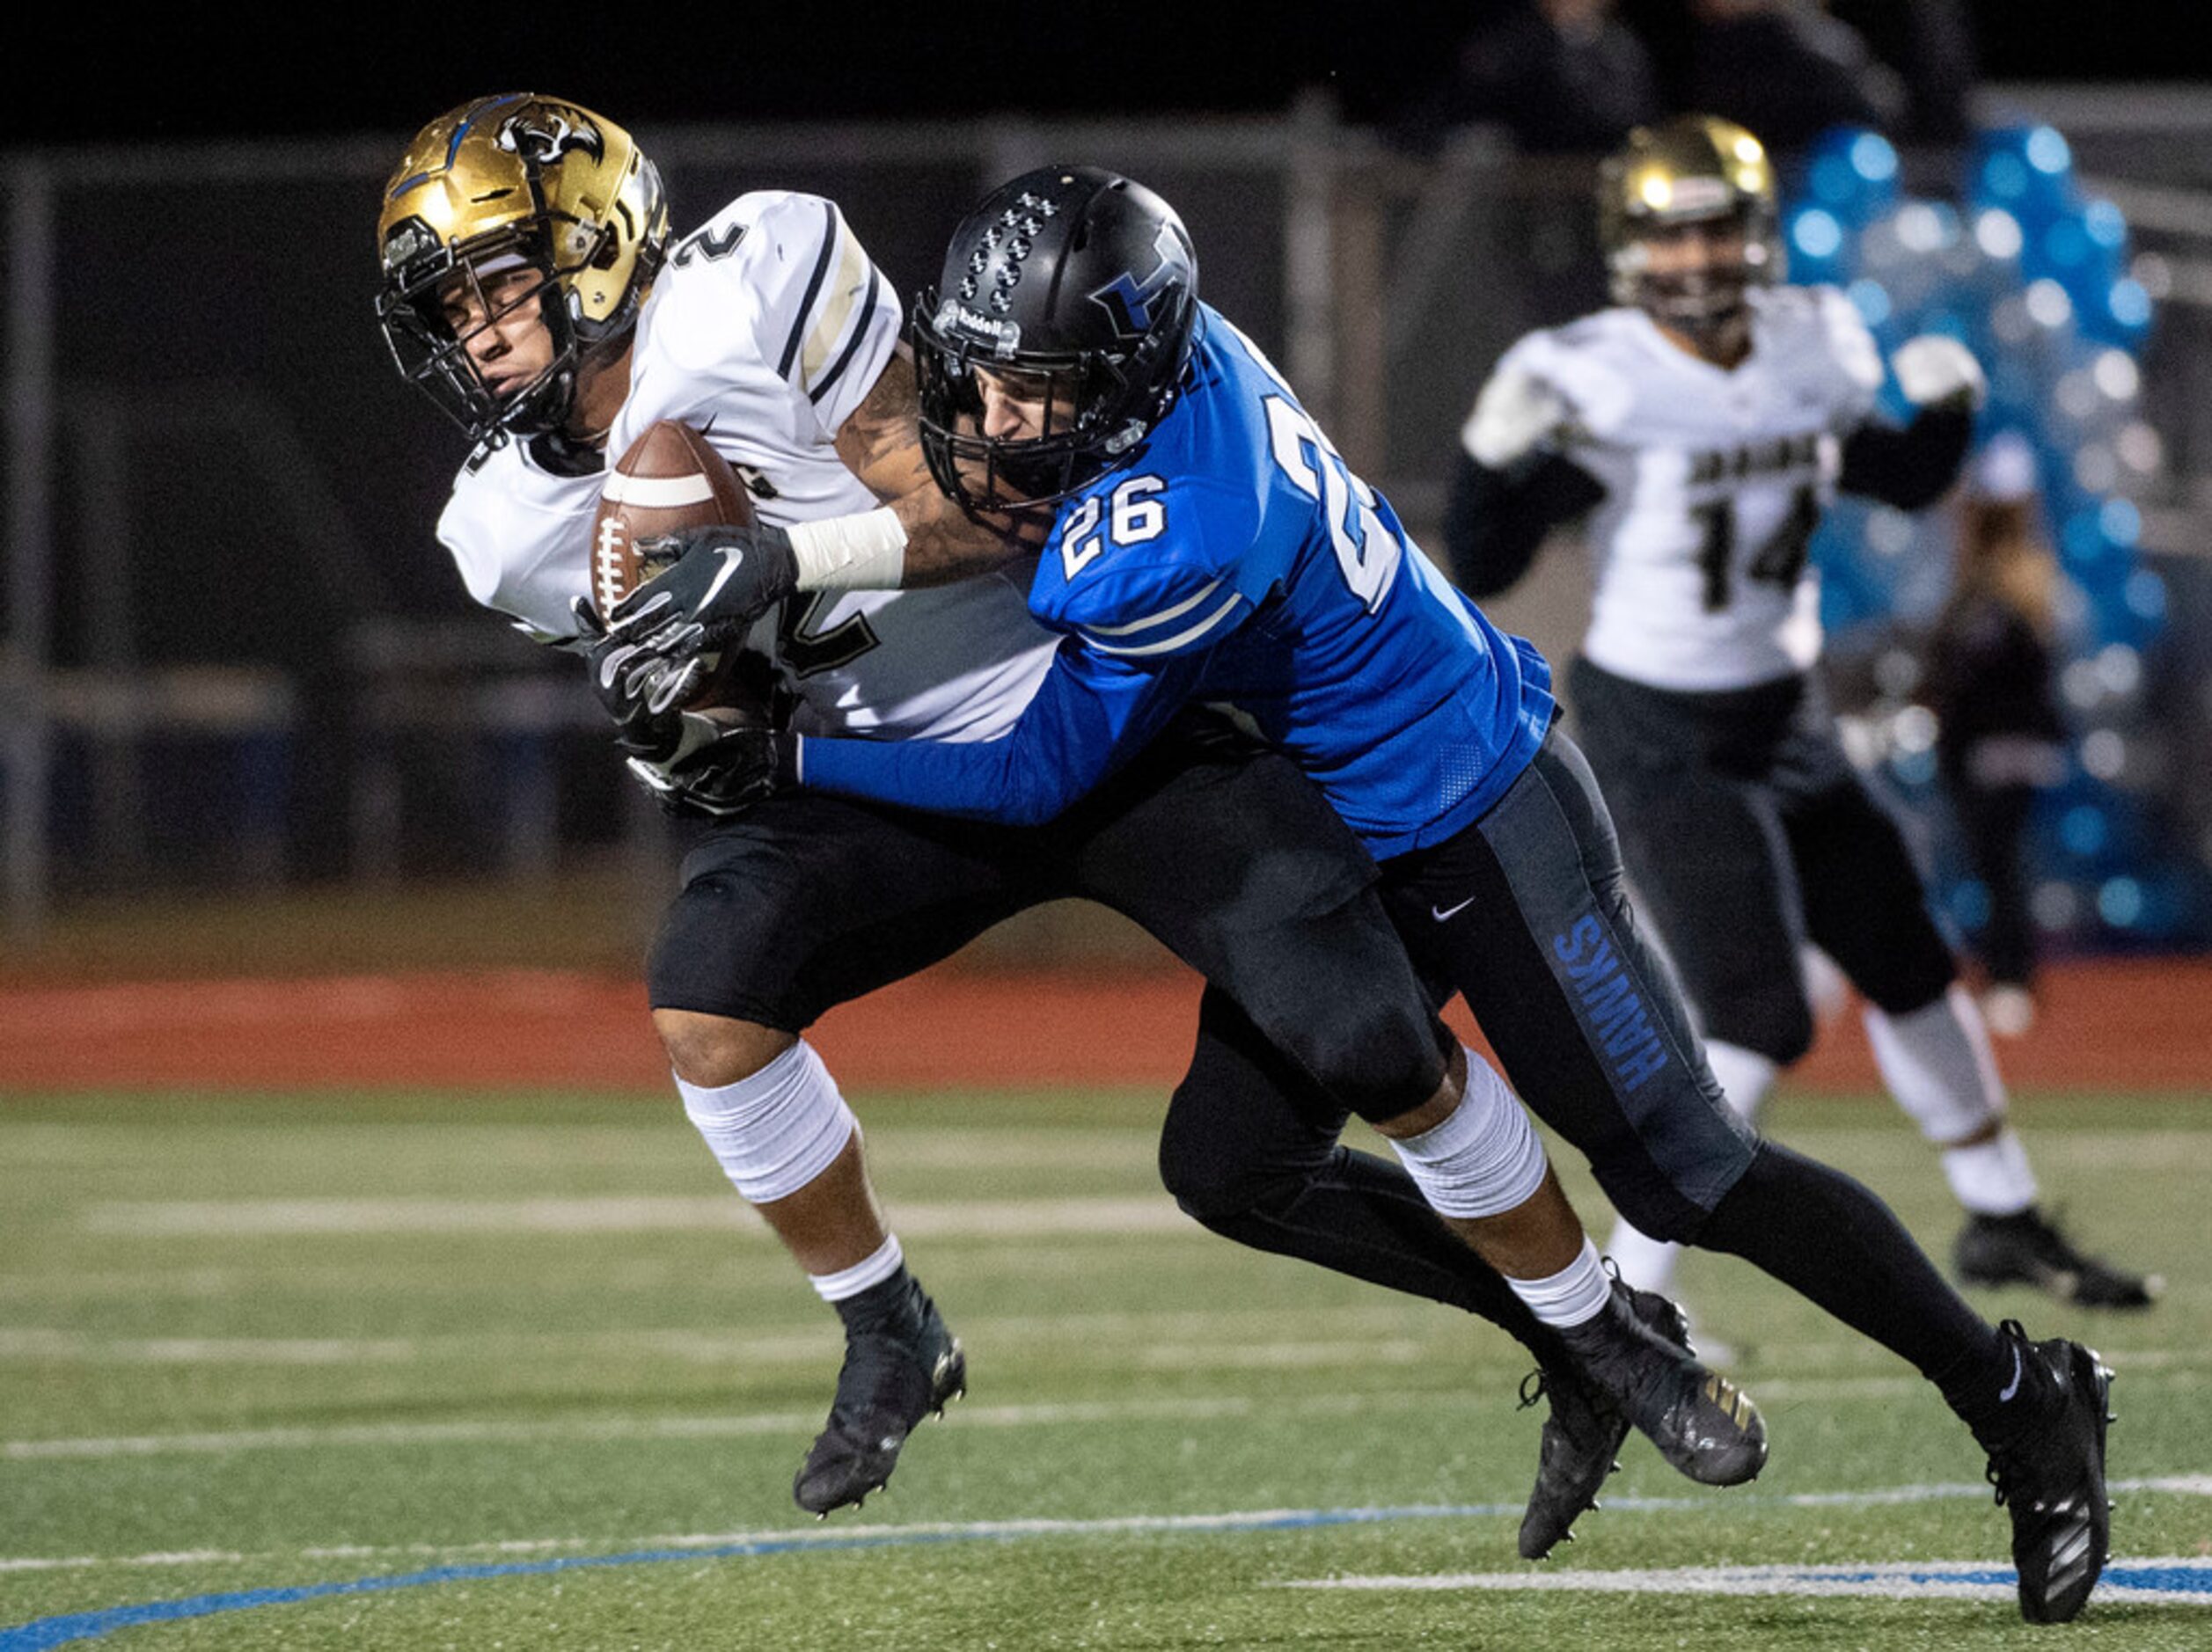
left=1088, top=220, right=1196, bottom=340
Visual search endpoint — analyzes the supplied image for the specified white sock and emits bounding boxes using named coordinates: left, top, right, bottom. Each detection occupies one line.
left=1703, top=1040, right=1779, bottom=1128
left=1602, top=1220, right=1681, bottom=1297
left=1864, top=984, right=2009, bottom=1144
left=1800, top=945, right=1853, bottom=1023
left=1605, top=1039, right=1776, bottom=1296
left=1507, top=1237, right=1614, bottom=1327
left=1942, top=1129, right=2039, bottom=1216
left=809, top=1234, right=906, bottom=1303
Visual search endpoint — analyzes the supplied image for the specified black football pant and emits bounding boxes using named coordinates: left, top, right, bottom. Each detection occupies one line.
left=1568, top=658, right=1958, bottom=1066
left=1158, top=985, right=1554, bottom=1356
left=1372, top=729, right=2006, bottom=1422
left=1949, top=778, right=2040, bottom=988
left=654, top=712, right=1550, bottom=1363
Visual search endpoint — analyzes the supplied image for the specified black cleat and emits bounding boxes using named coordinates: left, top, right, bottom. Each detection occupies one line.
left=1555, top=1276, right=1767, bottom=1488
left=793, top=1282, right=967, bottom=1517
left=1955, top=1209, right=2160, bottom=1310
left=1982, top=1319, right=2114, bottom=1623
left=1517, top=1287, right=1694, bottom=1560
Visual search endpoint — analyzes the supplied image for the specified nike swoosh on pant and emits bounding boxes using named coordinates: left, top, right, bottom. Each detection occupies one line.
left=1432, top=896, right=1476, bottom=923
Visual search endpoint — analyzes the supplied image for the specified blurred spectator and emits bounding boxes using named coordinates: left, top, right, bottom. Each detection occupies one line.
left=1682, top=0, right=1906, bottom=157
left=1923, top=432, right=2069, bottom=1036
left=1828, top=0, right=1980, bottom=147
left=1388, top=0, right=1664, bottom=155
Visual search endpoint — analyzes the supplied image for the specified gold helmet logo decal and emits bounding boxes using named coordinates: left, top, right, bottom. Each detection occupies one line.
left=496, top=105, right=604, bottom=169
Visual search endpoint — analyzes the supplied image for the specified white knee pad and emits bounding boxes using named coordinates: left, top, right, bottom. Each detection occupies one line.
left=1864, top=983, right=2006, bottom=1144
left=1386, top=1051, right=1549, bottom=1219
left=678, top=1039, right=857, bottom=1205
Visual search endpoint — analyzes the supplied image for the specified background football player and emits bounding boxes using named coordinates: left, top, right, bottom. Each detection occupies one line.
left=377, top=96, right=1742, bottom=1550
left=619, top=160, right=2119, bottom=1622
left=1439, top=114, right=2153, bottom=1317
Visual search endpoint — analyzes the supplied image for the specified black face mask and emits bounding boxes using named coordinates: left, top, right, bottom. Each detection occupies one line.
left=1637, top=261, right=1754, bottom=343
left=380, top=245, right=582, bottom=447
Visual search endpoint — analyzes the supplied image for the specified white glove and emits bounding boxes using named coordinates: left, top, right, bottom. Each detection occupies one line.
left=1891, top=334, right=1987, bottom=413
left=1461, top=366, right=1572, bottom=470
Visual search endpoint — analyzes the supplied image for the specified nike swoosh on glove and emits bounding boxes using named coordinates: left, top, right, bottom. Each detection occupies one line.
left=611, top=522, right=800, bottom=662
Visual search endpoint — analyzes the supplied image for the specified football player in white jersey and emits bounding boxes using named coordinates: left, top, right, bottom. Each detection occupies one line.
left=1444, top=114, right=2153, bottom=1315
left=377, top=95, right=1758, bottom=1546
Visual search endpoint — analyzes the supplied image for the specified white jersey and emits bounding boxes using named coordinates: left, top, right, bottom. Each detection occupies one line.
left=1505, top=284, right=1884, bottom=691
left=436, top=189, right=1054, bottom=743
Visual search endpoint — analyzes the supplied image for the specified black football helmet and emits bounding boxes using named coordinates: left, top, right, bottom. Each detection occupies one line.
left=376, top=94, right=668, bottom=445
left=1599, top=114, right=1784, bottom=346
left=912, top=166, right=1200, bottom=511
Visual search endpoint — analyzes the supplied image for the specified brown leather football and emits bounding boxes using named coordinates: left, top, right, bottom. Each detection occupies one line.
left=590, top=420, right=774, bottom=718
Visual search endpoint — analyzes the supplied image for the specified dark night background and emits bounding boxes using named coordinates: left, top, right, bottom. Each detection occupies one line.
left=11, top=2, right=2208, bottom=916
left=37, top=4, right=2205, bottom=146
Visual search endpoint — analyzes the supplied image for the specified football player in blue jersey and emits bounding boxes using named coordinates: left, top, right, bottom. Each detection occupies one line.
left=384, top=100, right=1762, bottom=1552
left=611, top=164, right=2115, bottom=1623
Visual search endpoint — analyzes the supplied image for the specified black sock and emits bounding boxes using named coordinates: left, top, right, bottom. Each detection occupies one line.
left=1180, top=1145, right=1563, bottom=1365
left=831, top=1266, right=919, bottom=1334
left=1696, top=1141, right=2021, bottom=1439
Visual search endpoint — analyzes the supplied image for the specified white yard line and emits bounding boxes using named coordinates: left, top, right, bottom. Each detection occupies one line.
left=5, top=1486, right=2209, bottom=1575
left=1282, top=1554, right=2212, bottom=1606
left=2, top=1393, right=1300, bottom=1462
left=8, top=1333, right=2210, bottom=1462
left=76, top=1194, right=1193, bottom=1238
left=4, top=1312, right=2201, bottom=1396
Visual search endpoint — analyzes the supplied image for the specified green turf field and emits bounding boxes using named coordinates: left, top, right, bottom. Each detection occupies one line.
left=3, top=1087, right=2208, bottom=1648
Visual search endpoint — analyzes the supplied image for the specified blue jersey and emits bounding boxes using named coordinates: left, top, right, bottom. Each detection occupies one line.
left=802, top=306, right=1555, bottom=859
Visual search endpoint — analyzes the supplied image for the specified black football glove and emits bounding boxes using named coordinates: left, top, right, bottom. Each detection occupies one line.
left=625, top=714, right=795, bottom=819
left=610, top=522, right=800, bottom=663
left=570, top=595, right=698, bottom=754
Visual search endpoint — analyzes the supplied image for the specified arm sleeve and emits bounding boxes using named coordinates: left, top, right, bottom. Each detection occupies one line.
left=1837, top=404, right=1974, bottom=511
left=1441, top=448, right=1604, bottom=598
left=798, top=641, right=1207, bottom=826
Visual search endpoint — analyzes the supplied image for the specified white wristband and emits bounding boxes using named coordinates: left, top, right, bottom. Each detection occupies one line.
left=787, top=508, right=908, bottom=591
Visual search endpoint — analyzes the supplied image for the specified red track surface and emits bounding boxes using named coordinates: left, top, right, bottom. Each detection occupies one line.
left=3, top=957, right=2206, bottom=1094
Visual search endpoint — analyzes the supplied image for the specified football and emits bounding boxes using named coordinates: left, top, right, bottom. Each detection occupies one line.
left=591, top=420, right=776, bottom=718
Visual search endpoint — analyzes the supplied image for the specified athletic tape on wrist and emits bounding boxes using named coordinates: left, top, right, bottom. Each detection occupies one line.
left=787, top=508, right=907, bottom=590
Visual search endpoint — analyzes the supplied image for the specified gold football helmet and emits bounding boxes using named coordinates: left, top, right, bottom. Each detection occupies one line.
left=377, top=94, right=669, bottom=444
left=1598, top=114, right=1784, bottom=340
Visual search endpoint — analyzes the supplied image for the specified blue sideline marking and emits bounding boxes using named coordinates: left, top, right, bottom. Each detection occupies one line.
left=7, top=1507, right=2208, bottom=1648
left=0, top=1506, right=1460, bottom=1649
